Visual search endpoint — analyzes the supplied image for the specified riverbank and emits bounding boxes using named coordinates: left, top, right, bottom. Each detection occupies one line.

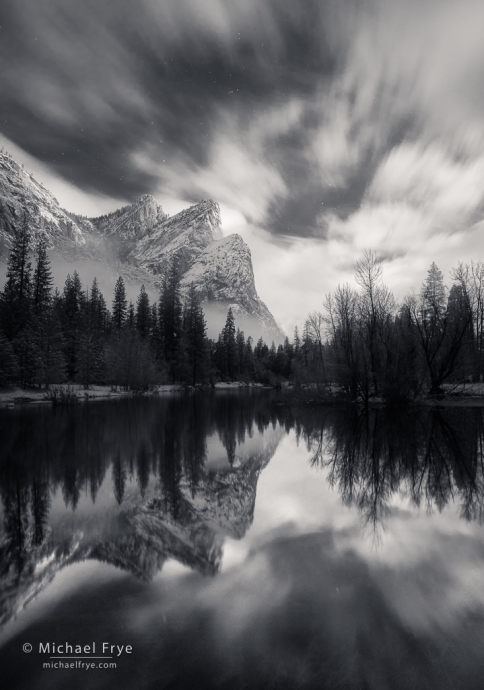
left=280, top=381, right=484, bottom=407
left=0, top=381, right=270, bottom=407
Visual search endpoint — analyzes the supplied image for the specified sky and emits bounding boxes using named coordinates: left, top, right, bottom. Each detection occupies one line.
left=2, top=0, right=484, bottom=332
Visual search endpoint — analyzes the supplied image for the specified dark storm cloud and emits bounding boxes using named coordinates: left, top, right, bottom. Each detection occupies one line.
left=0, top=0, right=358, bottom=217
left=2, top=0, right=484, bottom=246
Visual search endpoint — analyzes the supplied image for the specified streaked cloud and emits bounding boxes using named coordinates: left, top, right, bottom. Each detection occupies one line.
left=2, top=0, right=484, bottom=328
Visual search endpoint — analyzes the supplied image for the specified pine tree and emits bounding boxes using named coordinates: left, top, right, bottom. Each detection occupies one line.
left=112, top=276, right=127, bottom=330
left=35, top=308, right=66, bottom=387
left=150, top=302, right=158, bottom=342
left=222, top=307, right=237, bottom=380
left=421, top=262, right=446, bottom=323
left=136, top=285, right=151, bottom=338
left=0, top=212, right=33, bottom=339
left=243, top=336, right=255, bottom=378
left=61, top=271, right=84, bottom=379
left=32, top=237, right=53, bottom=316
left=77, top=321, right=104, bottom=388
left=158, top=260, right=182, bottom=381
left=89, top=278, right=108, bottom=334
left=182, top=285, right=208, bottom=385
left=127, top=301, right=135, bottom=330
left=236, top=328, right=245, bottom=376
left=293, top=326, right=301, bottom=360
left=213, top=333, right=227, bottom=379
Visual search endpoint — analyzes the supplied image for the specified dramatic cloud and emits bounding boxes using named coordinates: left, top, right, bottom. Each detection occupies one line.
left=2, top=0, right=484, bottom=327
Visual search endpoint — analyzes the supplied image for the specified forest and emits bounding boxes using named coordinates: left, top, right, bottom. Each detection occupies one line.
left=0, top=215, right=482, bottom=402
left=0, top=215, right=296, bottom=390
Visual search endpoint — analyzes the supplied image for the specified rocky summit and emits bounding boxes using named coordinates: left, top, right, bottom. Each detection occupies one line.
left=0, top=150, right=283, bottom=342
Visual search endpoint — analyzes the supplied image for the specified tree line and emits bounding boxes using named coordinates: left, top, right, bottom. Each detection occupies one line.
left=0, top=215, right=297, bottom=389
left=1, top=217, right=481, bottom=398
left=296, top=250, right=480, bottom=402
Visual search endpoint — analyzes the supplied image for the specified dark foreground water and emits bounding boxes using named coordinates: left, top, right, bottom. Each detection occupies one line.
left=1, top=392, right=484, bottom=690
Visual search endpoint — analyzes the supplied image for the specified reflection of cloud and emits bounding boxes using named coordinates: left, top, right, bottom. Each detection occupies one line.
left=368, top=528, right=484, bottom=635
left=25, top=528, right=481, bottom=690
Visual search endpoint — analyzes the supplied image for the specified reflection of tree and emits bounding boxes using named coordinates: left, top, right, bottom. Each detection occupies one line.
left=156, top=416, right=183, bottom=520
left=31, top=476, right=50, bottom=546
left=0, top=392, right=280, bottom=558
left=182, top=397, right=206, bottom=496
left=136, top=443, right=150, bottom=498
left=112, top=453, right=126, bottom=505
left=3, top=395, right=484, bottom=557
left=0, top=390, right=285, bottom=631
left=1, top=478, right=29, bottom=576
left=301, top=406, right=484, bottom=530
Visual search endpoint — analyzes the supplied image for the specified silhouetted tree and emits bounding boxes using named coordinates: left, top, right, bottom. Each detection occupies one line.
left=182, top=285, right=208, bottom=385
left=0, top=212, right=33, bottom=339
left=32, top=237, right=53, bottom=316
left=112, top=276, right=127, bottom=330
left=136, top=285, right=151, bottom=339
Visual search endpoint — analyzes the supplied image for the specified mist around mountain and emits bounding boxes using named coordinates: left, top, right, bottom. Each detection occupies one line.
left=0, top=149, right=283, bottom=343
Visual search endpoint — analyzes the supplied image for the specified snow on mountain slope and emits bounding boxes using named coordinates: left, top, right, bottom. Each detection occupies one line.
left=133, top=199, right=222, bottom=275
left=181, top=234, right=284, bottom=340
left=0, top=151, right=283, bottom=340
left=0, top=151, right=89, bottom=249
left=90, top=193, right=166, bottom=241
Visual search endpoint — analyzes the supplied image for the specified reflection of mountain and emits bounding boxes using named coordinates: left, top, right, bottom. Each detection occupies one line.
left=0, top=392, right=282, bottom=628
left=3, top=395, right=484, bottom=630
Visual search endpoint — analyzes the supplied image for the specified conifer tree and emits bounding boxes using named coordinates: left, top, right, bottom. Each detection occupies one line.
left=112, top=276, right=127, bottom=330
left=158, top=260, right=182, bottom=380
left=293, top=326, right=301, bottom=360
left=61, top=271, right=84, bottom=379
left=150, top=302, right=158, bottom=342
left=236, top=328, right=246, bottom=375
left=35, top=309, right=66, bottom=387
left=222, top=307, right=237, bottom=380
left=32, top=237, right=53, bottom=316
left=0, top=212, right=33, bottom=339
left=182, top=285, right=208, bottom=385
left=243, top=336, right=255, bottom=378
left=127, top=301, right=135, bottom=330
left=421, top=262, right=446, bottom=321
left=88, top=278, right=108, bottom=334
left=136, top=285, right=151, bottom=339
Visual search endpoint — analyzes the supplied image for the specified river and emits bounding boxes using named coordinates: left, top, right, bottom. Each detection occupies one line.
left=1, top=391, right=484, bottom=689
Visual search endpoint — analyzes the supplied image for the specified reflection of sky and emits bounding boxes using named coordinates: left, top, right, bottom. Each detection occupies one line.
left=224, top=430, right=484, bottom=635
left=2, top=424, right=484, bottom=688
left=205, top=425, right=281, bottom=473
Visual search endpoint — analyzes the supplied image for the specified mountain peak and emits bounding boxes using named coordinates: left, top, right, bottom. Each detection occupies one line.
left=90, top=194, right=166, bottom=241
left=163, top=199, right=222, bottom=236
left=136, top=193, right=157, bottom=206
left=0, top=150, right=283, bottom=341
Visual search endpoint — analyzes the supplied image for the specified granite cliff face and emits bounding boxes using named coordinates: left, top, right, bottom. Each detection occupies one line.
left=91, top=194, right=167, bottom=241
left=0, top=152, right=87, bottom=249
left=133, top=198, right=223, bottom=275
left=0, top=151, right=283, bottom=341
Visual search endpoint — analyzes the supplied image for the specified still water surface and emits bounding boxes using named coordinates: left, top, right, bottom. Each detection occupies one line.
left=1, top=391, right=484, bottom=689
